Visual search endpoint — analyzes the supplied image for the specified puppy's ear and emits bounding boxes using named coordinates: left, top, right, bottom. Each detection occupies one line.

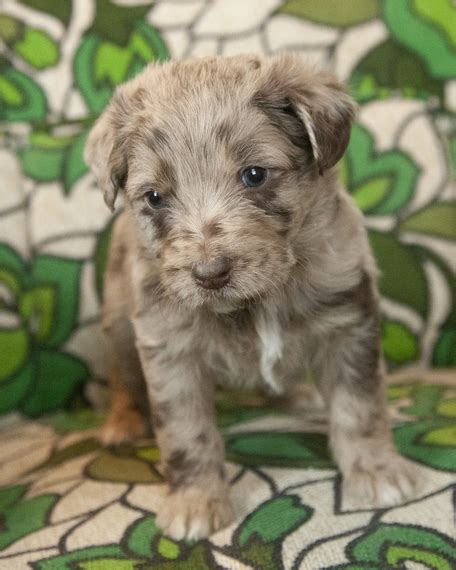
left=258, top=53, right=357, bottom=173
left=84, top=89, right=136, bottom=211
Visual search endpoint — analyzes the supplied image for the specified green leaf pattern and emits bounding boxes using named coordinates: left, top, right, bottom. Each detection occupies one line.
left=0, top=379, right=454, bottom=567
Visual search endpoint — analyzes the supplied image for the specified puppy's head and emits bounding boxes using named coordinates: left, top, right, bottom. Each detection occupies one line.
left=85, top=54, right=355, bottom=311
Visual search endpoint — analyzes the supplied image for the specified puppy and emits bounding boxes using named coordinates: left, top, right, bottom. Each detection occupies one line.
left=84, top=53, right=418, bottom=540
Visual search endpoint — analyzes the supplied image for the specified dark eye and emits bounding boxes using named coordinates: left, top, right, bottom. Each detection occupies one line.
left=241, top=166, right=267, bottom=188
left=145, top=190, right=164, bottom=209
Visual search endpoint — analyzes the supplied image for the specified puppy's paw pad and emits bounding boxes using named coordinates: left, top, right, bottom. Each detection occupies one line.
left=343, top=454, right=420, bottom=509
left=156, top=486, right=233, bottom=540
left=99, top=410, right=148, bottom=445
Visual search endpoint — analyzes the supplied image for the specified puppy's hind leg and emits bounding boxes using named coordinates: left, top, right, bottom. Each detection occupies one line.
left=100, top=318, right=150, bottom=445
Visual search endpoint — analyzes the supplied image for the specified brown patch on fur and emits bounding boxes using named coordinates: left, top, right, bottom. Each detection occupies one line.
left=153, top=404, right=170, bottom=429
left=167, top=449, right=199, bottom=489
left=153, top=211, right=172, bottom=240
left=253, top=94, right=312, bottom=160
left=320, top=272, right=376, bottom=314
left=141, top=275, right=161, bottom=297
left=203, top=221, right=222, bottom=238
left=196, top=432, right=208, bottom=444
left=215, top=120, right=232, bottom=144
left=155, top=157, right=176, bottom=188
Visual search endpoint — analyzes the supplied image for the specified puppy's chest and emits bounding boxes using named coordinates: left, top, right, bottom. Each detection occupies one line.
left=200, top=311, right=309, bottom=391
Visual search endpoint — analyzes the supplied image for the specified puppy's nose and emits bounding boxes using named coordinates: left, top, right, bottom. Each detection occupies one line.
left=192, top=256, right=231, bottom=289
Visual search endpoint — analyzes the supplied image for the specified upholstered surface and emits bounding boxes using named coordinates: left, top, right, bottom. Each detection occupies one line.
left=0, top=372, right=455, bottom=569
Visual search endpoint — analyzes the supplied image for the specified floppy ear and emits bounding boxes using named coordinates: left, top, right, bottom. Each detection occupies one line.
left=84, top=89, right=135, bottom=211
left=259, top=53, right=357, bottom=173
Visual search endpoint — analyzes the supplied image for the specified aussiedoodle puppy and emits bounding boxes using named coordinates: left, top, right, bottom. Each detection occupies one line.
left=84, top=53, right=419, bottom=540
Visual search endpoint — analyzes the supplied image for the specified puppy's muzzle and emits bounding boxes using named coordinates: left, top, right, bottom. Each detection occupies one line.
left=192, top=256, right=231, bottom=290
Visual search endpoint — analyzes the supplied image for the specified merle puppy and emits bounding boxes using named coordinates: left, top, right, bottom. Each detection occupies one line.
left=85, top=53, right=418, bottom=540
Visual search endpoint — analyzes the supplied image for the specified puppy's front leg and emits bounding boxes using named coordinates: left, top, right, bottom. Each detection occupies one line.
left=137, top=343, right=232, bottom=540
left=315, top=296, right=419, bottom=508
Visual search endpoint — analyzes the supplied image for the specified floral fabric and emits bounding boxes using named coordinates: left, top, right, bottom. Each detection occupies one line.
left=0, top=373, right=455, bottom=569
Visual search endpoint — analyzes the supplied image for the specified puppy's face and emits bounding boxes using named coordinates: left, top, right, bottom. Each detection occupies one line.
left=85, top=54, right=355, bottom=311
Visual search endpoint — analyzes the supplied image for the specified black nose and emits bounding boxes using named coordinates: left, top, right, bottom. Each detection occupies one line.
left=192, top=256, right=231, bottom=290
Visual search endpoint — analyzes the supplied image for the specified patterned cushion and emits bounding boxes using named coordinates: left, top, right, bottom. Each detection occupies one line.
left=0, top=373, right=455, bottom=568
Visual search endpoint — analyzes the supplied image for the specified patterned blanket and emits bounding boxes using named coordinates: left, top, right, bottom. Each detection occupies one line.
left=0, top=371, right=455, bottom=569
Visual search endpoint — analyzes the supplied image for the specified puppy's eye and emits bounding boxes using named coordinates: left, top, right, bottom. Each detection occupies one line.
left=145, top=190, right=164, bottom=209
left=241, top=166, right=267, bottom=188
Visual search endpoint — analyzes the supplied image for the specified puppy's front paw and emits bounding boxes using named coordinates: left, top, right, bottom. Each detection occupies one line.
left=343, top=452, right=420, bottom=509
left=156, top=484, right=233, bottom=540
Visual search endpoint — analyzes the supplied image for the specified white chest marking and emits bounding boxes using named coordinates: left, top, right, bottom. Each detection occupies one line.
left=255, top=310, right=283, bottom=393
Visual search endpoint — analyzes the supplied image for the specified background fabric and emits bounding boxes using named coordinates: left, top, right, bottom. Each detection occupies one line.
left=0, top=4, right=455, bottom=568
left=0, top=1, right=455, bottom=413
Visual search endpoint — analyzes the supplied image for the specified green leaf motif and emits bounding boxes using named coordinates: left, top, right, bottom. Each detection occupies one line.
left=0, top=15, right=22, bottom=44
left=225, top=431, right=334, bottom=468
left=0, top=327, right=29, bottom=381
left=368, top=230, right=428, bottom=317
left=30, top=256, right=81, bottom=348
left=0, top=247, right=89, bottom=417
left=126, top=515, right=161, bottom=559
left=0, top=488, right=58, bottom=550
left=422, top=425, right=456, bottom=447
left=0, top=243, right=26, bottom=279
left=87, top=449, right=163, bottom=483
left=90, top=0, right=152, bottom=45
left=400, top=384, right=445, bottom=418
left=394, top=420, right=456, bottom=471
left=38, top=438, right=101, bottom=471
left=20, top=129, right=90, bottom=191
left=19, top=286, right=56, bottom=342
left=37, top=542, right=214, bottom=570
left=412, top=245, right=456, bottom=326
left=344, top=124, right=419, bottom=214
left=280, top=0, right=381, bottom=27
left=381, top=320, right=419, bottom=365
left=344, top=523, right=456, bottom=568
left=350, top=39, right=443, bottom=104
left=63, top=130, right=89, bottom=193
left=20, top=351, right=88, bottom=417
left=14, top=28, right=59, bottom=70
left=0, top=361, right=34, bottom=414
left=20, top=145, right=66, bottom=182
left=0, top=485, right=25, bottom=510
left=401, top=202, right=456, bottom=240
left=437, top=398, right=456, bottom=418
left=384, top=0, right=456, bottom=79
left=21, top=0, right=72, bottom=26
left=351, top=177, right=390, bottom=212
left=433, top=327, right=456, bottom=367
left=158, top=538, right=180, bottom=560
left=75, top=22, right=168, bottom=114
left=0, top=67, right=47, bottom=122
left=35, top=546, right=126, bottom=570
left=238, top=496, right=312, bottom=546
